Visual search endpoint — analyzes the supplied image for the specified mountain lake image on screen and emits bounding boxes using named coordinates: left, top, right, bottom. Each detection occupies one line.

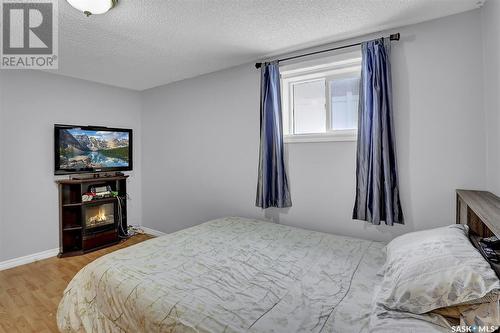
left=58, top=128, right=130, bottom=170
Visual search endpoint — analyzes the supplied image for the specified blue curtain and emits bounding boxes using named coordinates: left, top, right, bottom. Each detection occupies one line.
left=256, top=62, right=292, bottom=209
left=353, top=38, right=404, bottom=225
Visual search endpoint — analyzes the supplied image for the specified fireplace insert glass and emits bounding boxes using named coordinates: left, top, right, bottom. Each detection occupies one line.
left=84, top=203, right=115, bottom=232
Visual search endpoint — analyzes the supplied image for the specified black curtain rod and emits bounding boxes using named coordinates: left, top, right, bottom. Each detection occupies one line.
left=255, top=33, right=400, bottom=69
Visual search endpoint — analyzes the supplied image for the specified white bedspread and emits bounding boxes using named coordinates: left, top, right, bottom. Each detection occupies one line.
left=57, top=217, right=386, bottom=333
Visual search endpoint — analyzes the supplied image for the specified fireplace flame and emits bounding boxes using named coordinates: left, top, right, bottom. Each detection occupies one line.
left=89, top=207, right=109, bottom=225
left=96, top=207, right=107, bottom=222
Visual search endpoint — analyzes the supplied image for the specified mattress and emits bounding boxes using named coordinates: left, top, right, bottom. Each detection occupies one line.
left=57, top=217, right=387, bottom=332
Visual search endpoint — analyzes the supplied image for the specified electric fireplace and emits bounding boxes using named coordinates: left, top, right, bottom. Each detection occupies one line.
left=57, top=175, right=128, bottom=257
left=84, top=202, right=116, bottom=234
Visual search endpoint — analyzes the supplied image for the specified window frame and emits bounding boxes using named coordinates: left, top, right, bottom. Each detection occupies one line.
left=281, top=53, right=361, bottom=143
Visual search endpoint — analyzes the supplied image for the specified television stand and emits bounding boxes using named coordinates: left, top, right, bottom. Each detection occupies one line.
left=56, top=175, right=129, bottom=257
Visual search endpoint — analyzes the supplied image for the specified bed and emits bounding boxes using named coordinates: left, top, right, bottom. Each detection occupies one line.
left=58, top=217, right=460, bottom=332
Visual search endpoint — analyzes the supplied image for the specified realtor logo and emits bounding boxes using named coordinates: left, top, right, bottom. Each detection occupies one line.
left=1, top=0, right=58, bottom=68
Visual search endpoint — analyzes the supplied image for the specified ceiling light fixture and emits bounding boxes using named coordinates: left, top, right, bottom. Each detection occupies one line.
left=67, top=0, right=118, bottom=17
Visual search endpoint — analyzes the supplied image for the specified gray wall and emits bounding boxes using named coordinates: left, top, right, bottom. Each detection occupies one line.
left=482, top=0, right=500, bottom=196
left=0, top=71, right=142, bottom=261
left=0, top=8, right=492, bottom=262
left=141, top=10, right=486, bottom=242
left=0, top=73, right=3, bottom=258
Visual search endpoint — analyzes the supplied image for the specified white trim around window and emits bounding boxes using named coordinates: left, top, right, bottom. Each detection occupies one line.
left=284, top=129, right=357, bottom=143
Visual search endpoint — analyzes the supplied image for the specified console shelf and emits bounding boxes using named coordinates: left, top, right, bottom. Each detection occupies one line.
left=62, top=202, right=82, bottom=207
left=62, top=197, right=118, bottom=207
left=63, top=226, right=82, bottom=231
left=56, top=175, right=128, bottom=257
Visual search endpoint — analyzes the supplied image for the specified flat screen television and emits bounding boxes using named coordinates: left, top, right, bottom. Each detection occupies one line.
left=54, top=124, right=133, bottom=175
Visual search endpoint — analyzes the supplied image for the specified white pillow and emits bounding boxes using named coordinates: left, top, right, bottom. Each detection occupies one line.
left=376, top=224, right=500, bottom=314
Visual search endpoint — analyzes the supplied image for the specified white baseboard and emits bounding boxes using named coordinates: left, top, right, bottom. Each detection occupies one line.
left=141, top=226, right=166, bottom=237
left=0, top=227, right=166, bottom=272
left=0, top=247, right=59, bottom=271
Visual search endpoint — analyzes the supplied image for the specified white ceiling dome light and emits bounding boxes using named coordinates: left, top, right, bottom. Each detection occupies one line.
left=66, top=0, right=118, bottom=16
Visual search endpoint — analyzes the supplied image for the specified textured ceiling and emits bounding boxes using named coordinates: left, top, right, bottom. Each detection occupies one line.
left=52, top=0, right=481, bottom=90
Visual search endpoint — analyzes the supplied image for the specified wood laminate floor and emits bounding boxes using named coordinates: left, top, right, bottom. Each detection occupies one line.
left=0, top=234, right=153, bottom=333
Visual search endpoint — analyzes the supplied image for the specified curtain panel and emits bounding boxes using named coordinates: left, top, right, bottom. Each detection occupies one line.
left=353, top=38, right=404, bottom=225
left=256, top=62, right=292, bottom=209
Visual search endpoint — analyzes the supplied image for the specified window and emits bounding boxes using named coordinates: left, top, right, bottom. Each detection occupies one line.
left=293, top=79, right=326, bottom=134
left=281, top=51, right=361, bottom=142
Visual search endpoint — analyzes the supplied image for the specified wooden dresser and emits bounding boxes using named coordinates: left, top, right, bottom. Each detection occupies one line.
left=456, top=189, right=500, bottom=238
left=456, top=189, right=500, bottom=277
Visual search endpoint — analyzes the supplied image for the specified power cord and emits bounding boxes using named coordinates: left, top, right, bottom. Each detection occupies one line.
left=116, top=195, right=129, bottom=238
left=116, top=194, right=144, bottom=239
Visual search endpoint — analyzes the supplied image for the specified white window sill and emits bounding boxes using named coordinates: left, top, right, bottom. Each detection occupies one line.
left=284, top=131, right=357, bottom=143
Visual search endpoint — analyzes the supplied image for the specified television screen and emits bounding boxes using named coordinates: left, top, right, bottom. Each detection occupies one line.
left=55, top=125, right=132, bottom=174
